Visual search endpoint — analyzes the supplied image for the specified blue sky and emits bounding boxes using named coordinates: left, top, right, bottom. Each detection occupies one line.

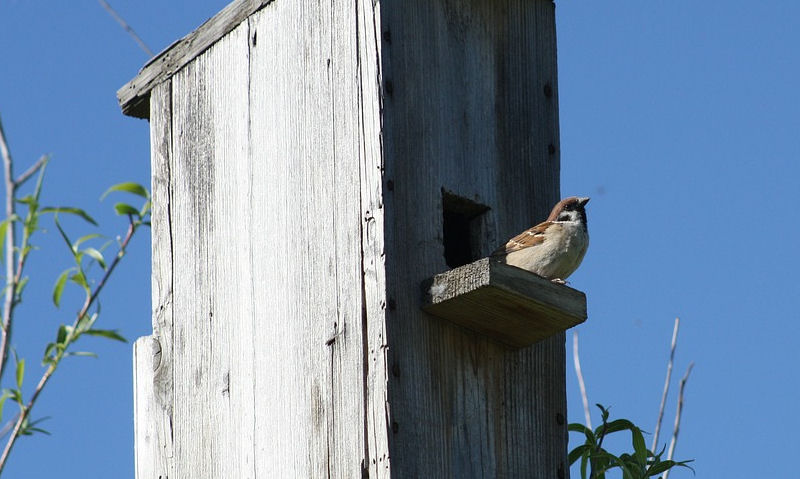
left=0, top=1, right=798, bottom=477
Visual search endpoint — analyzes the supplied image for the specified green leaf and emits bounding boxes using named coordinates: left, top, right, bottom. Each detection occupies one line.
left=0, top=219, right=10, bottom=257
left=1, top=388, right=22, bottom=405
left=74, top=233, right=102, bottom=250
left=140, top=200, right=152, bottom=217
left=568, top=423, right=592, bottom=434
left=52, top=269, right=72, bottom=307
left=14, top=276, right=28, bottom=297
left=101, top=182, right=149, bottom=200
left=646, top=459, right=695, bottom=476
left=32, top=157, right=48, bottom=202
left=21, top=416, right=51, bottom=436
left=24, top=426, right=51, bottom=436
left=0, top=390, right=13, bottom=421
left=113, top=203, right=140, bottom=217
left=75, top=314, right=90, bottom=333
left=70, top=271, right=89, bottom=294
left=651, top=443, right=667, bottom=460
left=56, top=325, right=68, bottom=346
left=569, top=422, right=597, bottom=446
left=596, top=404, right=611, bottom=423
left=42, top=343, right=56, bottom=365
left=54, top=218, right=76, bottom=254
left=598, top=418, right=637, bottom=436
left=603, top=451, right=635, bottom=479
left=632, top=426, right=647, bottom=465
left=40, top=207, right=98, bottom=226
left=75, top=313, right=98, bottom=334
left=15, top=359, right=24, bottom=390
left=580, top=452, right=588, bottom=479
left=22, top=208, right=40, bottom=238
left=568, top=444, right=592, bottom=466
left=83, top=247, right=106, bottom=269
left=646, top=461, right=672, bottom=476
left=83, top=329, right=127, bottom=343
left=16, top=195, right=36, bottom=206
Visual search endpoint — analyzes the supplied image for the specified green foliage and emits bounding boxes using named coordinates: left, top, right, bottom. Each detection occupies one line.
left=0, top=171, right=149, bottom=464
left=37, top=181, right=148, bottom=354
left=568, top=404, right=694, bottom=479
left=18, top=416, right=50, bottom=437
left=0, top=104, right=152, bottom=474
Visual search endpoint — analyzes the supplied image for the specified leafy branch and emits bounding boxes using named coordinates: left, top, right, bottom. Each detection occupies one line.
left=0, top=112, right=150, bottom=475
left=569, top=404, right=694, bottom=479
left=570, top=319, right=695, bottom=479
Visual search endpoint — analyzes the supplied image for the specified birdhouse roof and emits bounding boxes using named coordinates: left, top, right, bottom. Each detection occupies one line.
left=117, top=0, right=271, bottom=119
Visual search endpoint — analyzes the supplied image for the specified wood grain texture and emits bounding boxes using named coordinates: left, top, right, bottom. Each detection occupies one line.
left=379, top=0, right=567, bottom=476
left=145, top=2, right=374, bottom=476
left=135, top=0, right=567, bottom=477
left=170, top=23, right=255, bottom=478
left=248, top=2, right=366, bottom=476
left=133, top=80, right=175, bottom=479
left=355, top=1, right=393, bottom=477
left=133, top=336, right=169, bottom=479
left=118, top=0, right=273, bottom=118
left=424, top=258, right=587, bottom=348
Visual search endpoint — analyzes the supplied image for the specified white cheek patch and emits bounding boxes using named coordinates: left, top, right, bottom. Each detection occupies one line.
left=558, top=211, right=578, bottom=222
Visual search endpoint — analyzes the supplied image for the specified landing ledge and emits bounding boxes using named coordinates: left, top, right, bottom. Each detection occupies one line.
left=422, top=258, right=587, bottom=348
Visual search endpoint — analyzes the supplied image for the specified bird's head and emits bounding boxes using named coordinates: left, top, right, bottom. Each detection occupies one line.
left=548, top=196, right=590, bottom=225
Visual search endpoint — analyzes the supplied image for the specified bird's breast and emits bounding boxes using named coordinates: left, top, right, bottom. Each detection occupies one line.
left=504, top=221, right=588, bottom=280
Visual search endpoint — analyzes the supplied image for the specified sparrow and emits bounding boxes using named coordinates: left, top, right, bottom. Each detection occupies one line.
left=492, top=196, right=590, bottom=283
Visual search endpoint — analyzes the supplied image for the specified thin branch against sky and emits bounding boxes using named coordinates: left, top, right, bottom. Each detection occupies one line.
left=97, top=0, right=154, bottom=57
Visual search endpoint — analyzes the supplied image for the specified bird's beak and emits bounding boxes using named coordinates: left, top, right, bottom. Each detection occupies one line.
left=577, top=197, right=590, bottom=206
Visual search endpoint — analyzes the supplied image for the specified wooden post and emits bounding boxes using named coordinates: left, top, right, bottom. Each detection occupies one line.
left=123, top=0, right=569, bottom=477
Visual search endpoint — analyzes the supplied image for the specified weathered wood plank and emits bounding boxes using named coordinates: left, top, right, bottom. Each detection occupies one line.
left=356, top=1, right=393, bottom=477
left=249, top=2, right=366, bottom=476
left=247, top=7, right=300, bottom=474
left=117, top=0, right=273, bottom=118
left=328, top=0, right=372, bottom=476
left=424, top=258, right=587, bottom=348
left=133, top=336, right=168, bottom=479
left=133, top=79, right=175, bottom=479
left=380, top=0, right=567, bottom=475
left=170, top=23, right=254, bottom=478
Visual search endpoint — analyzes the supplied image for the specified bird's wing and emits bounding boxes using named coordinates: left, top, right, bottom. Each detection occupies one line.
left=492, top=221, right=554, bottom=256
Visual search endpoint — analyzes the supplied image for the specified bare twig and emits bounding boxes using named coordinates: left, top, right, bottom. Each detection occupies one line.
left=572, top=331, right=592, bottom=429
left=663, top=362, right=693, bottom=479
left=652, top=317, right=680, bottom=451
left=0, top=217, right=140, bottom=474
left=14, top=156, right=48, bottom=188
left=97, top=0, right=154, bottom=57
left=0, top=115, right=17, bottom=383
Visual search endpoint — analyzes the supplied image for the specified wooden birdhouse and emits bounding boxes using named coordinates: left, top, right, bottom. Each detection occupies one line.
left=121, top=0, right=587, bottom=477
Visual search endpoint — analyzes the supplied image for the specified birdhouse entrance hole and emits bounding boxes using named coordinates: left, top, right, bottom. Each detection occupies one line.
left=442, top=189, right=490, bottom=269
